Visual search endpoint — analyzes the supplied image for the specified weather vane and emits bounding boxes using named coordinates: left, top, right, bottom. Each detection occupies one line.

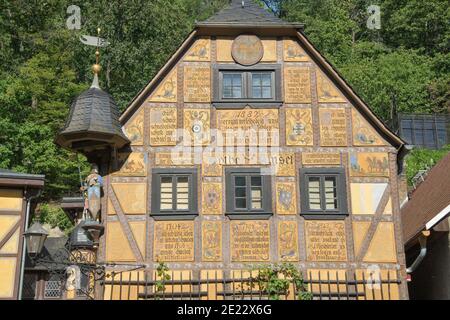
left=66, top=5, right=110, bottom=48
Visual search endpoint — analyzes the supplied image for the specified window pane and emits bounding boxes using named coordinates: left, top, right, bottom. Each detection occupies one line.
left=235, top=198, right=247, bottom=209
left=324, top=177, right=338, bottom=210
left=235, top=187, right=246, bottom=197
left=176, top=177, right=189, bottom=210
left=308, top=177, right=321, bottom=210
left=160, top=177, right=173, bottom=210
left=261, top=74, right=271, bottom=86
left=235, top=176, right=246, bottom=186
left=251, top=176, right=262, bottom=186
left=251, top=187, right=262, bottom=209
left=253, top=87, right=262, bottom=98
left=223, top=73, right=242, bottom=98
left=262, top=86, right=271, bottom=98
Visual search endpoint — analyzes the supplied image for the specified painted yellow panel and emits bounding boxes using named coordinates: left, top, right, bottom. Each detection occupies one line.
left=349, top=152, right=390, bottom=177
left=150, top=107, right=178, bottom=146
left=202, top=183, right=222, bottom=215
left=130, top=221, right=146, bottom=259
left=307, top=269, right=348, bottom=295
left=184, top=37, right=211, bottom=62
left=200, top=270, right=223, bottom=300
left=114, top=152, right=147, bottom=177
left=0, top=258, right=17, bottom=298
left=105, top=222, right=135, bottom=262
left=154, top=221, right=195, bottom=262
left=111, top=183, right=146, bottom=215
left=352, top=221, right=371, bottom=257
left=202, top=154, right=222, bottom=177
left=216, top=37, right=277, bottom=62
left=284, top=67, right=312, bottom=103
left=0, top=215, right=20, bottom=243
left=355, top=269, right=399, bottom=300
left=261, top=38, right=277, bottom=62
left=363, top=222, right=397, bottom=263
left=183, top=109, right=211, bottom=146
left=123, top=108, right=144, bottom=146
left=202, top=221, right=222, bottom=262
left=216, top=37, right=233, bottom=62
left=183, top=66, right=211, bottom=103
left=285, top=108, right=313, bottom=146
left=231, top=221, right=270, bottom=262
left=276, top=182, right=297, bottom=215
left=275, top=153, right=296, bottom=177
left=316, top=71, right=346, bottom=103
left=283, top=38, right=309, bottom=62
left=351, top=183, right=388, bottom=215
left=0, top=228, right=20, bottom=254
left=384, top=197, right=393, bottom=215
left=352, top=109, right=387, bottom=146
left=149, top=68, right=177, bottom=102
left=305, top=221, right=347, bottom=262
left=103, top=270, right=146, bottom=300
left=319, top=108, right=347, bottom=146
left=0, top=189, right=23, bottom=211
left=278, top=221, right=299, bottom=261
left=107, top=199, right=116, bottom=216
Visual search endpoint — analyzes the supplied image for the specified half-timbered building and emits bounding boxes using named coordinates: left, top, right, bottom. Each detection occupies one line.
left=56, top=0, right=409, bottom=300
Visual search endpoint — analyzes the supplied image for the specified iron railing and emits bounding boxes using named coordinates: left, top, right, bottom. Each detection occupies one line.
left=103, top=269, right=402, bottom=301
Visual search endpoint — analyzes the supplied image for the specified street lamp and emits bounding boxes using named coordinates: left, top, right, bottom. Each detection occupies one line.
left=23, top=222, right=49, bottom=256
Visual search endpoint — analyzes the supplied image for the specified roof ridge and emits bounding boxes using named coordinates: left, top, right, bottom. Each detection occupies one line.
left=198, top=0, right=296, bottom=27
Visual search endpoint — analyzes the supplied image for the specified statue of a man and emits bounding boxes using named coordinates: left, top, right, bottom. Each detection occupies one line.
left=81, top=164, right=103, bottom=221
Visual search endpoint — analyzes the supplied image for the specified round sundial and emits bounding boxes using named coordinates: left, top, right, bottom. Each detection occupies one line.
left=231, top=34, right=264, bottom=66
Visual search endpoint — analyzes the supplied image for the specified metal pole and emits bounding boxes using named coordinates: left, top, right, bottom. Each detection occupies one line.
left=18, top=188, right=42, bottom=300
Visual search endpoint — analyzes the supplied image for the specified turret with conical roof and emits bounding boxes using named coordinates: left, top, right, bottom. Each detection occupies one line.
left=55, top=33, right=130, bottom=160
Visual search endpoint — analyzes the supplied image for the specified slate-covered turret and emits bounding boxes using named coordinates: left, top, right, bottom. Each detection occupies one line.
left=55, top=48, right=129, bottom=160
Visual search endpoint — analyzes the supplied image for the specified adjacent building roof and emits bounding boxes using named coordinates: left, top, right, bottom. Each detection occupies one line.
left=402, top=152, right=450, bottom=244
left=197, top=0, right=303, bottom=28
left=0, top=169, right=45, bottom=188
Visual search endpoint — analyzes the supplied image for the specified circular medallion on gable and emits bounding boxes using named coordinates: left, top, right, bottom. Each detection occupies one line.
left=231, top=34, right=264, bottom=66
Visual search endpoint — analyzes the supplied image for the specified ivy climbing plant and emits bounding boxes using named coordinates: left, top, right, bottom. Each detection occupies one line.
left=250, top=263, right=313, bottom=300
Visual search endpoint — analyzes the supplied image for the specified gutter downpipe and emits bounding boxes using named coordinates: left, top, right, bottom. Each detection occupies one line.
left=406, top=231, right=430, bottom=274
left=18, top=188, right=43, bottom=300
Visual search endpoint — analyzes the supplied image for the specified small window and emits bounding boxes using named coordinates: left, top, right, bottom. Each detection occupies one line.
left=300, top=168, right=348, bottom=219
left=225, top=168, right=272, bottom=219
left=151, top=168, right=198, bottom=220
left=213, top=65, right=281, bottom=107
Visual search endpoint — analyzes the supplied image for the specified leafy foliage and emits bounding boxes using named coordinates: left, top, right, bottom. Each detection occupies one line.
left=33, top=203, right=74, bottom=234
left=250, top=263, right=313, bottom=300
left=155, top=262, right=171, bottom=297
left=405, top=145, right=450, bottom=186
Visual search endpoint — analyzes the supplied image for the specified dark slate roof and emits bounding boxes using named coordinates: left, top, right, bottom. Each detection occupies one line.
left=60, top=87, right=123, bottom=135
left=401, top=152, right=450, bottom=244
left=56, top=84, right=130, bottom=150
left=197, top=0, right=303, bottom=28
